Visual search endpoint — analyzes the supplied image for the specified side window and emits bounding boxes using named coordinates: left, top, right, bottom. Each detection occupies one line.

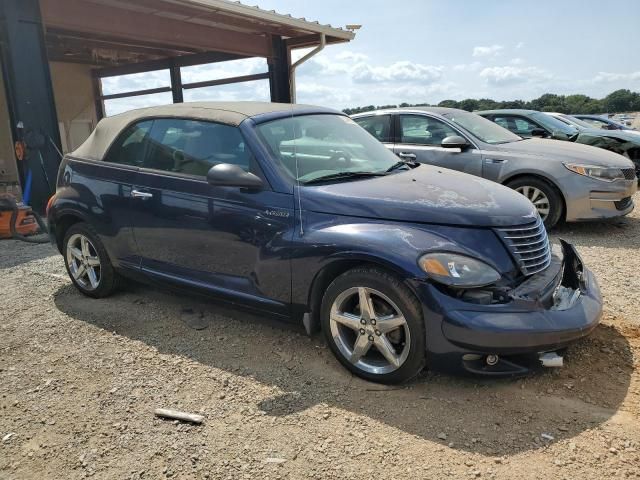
left=144, top=118, right=253, bottom=177
left=353, top=115, right=392, bottom=142
left=493, top=116, right=510, bottom=129
left=399, top=115, right=458, bottom=146
left=103, top=120, right=153, bottom=166
left=583, top=118, right=606, bottom=128
left=492, top=115, right=540, bottom=135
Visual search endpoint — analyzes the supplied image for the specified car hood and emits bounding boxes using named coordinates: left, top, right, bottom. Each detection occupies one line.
left=493, top=138, right=634, bottom=167
left=578, top=128, right=640, bottom=144
left=301, top=165, right=537, bottom=227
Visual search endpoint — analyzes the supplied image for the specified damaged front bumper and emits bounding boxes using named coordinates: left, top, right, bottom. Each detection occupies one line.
left=414, top=241, right=602, bottom=376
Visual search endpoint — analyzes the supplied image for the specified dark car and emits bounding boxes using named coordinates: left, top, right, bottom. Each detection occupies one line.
left=47, top=102, right=602, bottom=384
left=574, top=114, right=638, bottom=132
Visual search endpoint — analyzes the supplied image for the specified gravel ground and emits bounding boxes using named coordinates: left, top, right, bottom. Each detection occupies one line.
left=1, top=195, right=640, bottom=479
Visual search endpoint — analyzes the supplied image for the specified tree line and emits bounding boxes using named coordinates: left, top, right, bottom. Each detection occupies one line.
left=343, top=89, right=640, bottom=115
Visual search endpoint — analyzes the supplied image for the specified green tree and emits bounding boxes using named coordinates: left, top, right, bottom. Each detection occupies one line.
left=604, top=89, right=639, bottom=113
left=458, top=99, right=479, bottom=112
left=438, top=99, right=459, bottom=108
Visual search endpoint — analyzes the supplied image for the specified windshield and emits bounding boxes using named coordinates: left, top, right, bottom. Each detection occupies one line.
left=530, top=112, right=578, bottom=136
left=442, top=111, right=522, bottom=144
left=256, top=114, right=403, bottom=184
left=559, top=114, right=597, bottom=130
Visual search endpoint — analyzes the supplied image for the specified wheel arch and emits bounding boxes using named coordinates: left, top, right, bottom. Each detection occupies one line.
left=52, top=211, right=87, bottom=253
left=501, top=171, right=567, bottom=221
left=305, top=255, right=417, bottom=334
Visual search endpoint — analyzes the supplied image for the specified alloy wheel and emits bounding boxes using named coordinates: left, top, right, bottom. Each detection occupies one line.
left=66, top=233, right=102, bottom=291
left=329, top=286, right=411, bottom=375
left=515, top=185, right=550, bottom=220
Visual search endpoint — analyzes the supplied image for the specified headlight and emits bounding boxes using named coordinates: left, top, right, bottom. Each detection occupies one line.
left=564, top=163, right=625, bottom=182
left=418, top=253, right=501, bottom=288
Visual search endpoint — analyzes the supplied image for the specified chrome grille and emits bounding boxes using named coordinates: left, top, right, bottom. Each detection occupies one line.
left=622, top=168, right=637, bottom=181
left=495, top=217, right=551, bottom=276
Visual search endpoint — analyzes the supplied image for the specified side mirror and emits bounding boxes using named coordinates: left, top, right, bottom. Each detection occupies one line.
left=530, top=128, right=547, bottom=138
left=441, top=135, right=469, bottom=149
left=551, top=129, right=571, bottom=140
left=206, top=164, right=263, bottom=188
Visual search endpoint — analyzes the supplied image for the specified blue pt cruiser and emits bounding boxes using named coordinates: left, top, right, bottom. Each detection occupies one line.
left=47, top=102, right=602, bottom=384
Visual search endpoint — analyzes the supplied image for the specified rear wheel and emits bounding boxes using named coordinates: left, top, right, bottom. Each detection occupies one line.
left=320, top=267, right=426, bottom=384
left=507, top=176, right=563, bottom=228
left=63, top=223, right=120, bottom=298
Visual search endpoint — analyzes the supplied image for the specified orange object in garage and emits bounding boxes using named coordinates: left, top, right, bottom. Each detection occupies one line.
left=0, top=194, right=39, bottom=239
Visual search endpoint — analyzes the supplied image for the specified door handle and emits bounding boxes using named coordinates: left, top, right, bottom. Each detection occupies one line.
left=398, top=152, right=417, bottom=160
left=131, top=189, right=153, bottom=199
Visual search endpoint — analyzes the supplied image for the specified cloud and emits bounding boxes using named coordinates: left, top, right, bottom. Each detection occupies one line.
left=335, top=51, right=368, bottom=63
left=510, top=58, right=524, bottom=65
left=593, top=71, right=640, bottom=83
left=472, top=45, right=504, bottom=57
left=352, top=61, right=443, bottom=84
left=453, top=62, right=482, bottom=72
left=515, top=42, right=525, bottom=50
left=479, top=66, right=552, bottom=86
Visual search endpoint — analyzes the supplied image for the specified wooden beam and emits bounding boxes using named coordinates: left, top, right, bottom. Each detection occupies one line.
left=40, top=0, right=272, bottom=58
left=101, top=86, right=172, bottom=101
left=182, top=72, right=269, bottom=90
left=169, top=63, right=183, bottom=103
left=92, top=74, right=105, bottom=120
left=285, top=33, right=345, bottom=49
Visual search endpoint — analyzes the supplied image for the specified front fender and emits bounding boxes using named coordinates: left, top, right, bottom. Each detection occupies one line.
left=290, top=211, right=515, bottom=311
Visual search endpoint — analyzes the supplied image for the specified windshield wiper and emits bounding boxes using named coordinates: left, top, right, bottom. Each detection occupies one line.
left=303, top=171, right=387, bottom=185
left=385, top=160, right=419, bottom=172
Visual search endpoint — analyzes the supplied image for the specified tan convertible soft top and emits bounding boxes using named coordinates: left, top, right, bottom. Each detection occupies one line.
left=72, top=101, right=331, bottom=161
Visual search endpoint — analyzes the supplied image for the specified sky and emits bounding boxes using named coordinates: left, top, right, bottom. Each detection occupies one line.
left=103, top=0, right=640, bottom=115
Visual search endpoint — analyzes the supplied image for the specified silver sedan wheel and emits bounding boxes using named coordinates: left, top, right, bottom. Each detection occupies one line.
left=515, top=185, right=550, bottom=220
left=329, top=287, right=411, bottom=375
left=66, top=233, right=101, bottom=291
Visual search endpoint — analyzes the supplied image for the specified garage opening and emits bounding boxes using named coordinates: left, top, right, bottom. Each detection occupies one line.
left=0, top=0, right=356, bottom=212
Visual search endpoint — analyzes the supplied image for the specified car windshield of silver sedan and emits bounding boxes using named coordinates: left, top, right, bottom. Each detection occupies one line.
left=443, top=111, right=523, bottom=144
left=256, top=114, right=409, bottom=184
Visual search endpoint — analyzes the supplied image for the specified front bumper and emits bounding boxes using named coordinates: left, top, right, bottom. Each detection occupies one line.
left=413, top=241, right=602, bottom=376
left=564, top=176, right=636, bottom=221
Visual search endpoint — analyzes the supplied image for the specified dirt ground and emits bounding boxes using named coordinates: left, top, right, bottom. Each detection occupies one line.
left=1, top=195, right=640, bottom=480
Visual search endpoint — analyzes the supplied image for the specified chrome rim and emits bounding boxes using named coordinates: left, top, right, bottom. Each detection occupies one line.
left=66, top=233, right=101, bottom=291
left=329, top=287, right=410, bottom=375
left=515, top=186, right=550, bottom=220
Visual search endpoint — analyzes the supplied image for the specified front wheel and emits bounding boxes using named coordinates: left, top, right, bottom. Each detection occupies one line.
left=507, top=176, right=563, bottom=229
left=320, top=267, right=426, bottom=384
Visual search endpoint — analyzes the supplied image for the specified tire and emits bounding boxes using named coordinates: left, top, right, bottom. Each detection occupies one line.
left=62, top=222, right=120, bottom=298
left=320, top=267, right=426, bottom=384
left=506, top=176, right=563, bottom=229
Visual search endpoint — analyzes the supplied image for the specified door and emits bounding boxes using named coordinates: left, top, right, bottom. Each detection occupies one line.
left=353, top=114, right=394, bottom=147
left=82, top=119, right=153, bottom=269
left=393, top=114, right=483, bottom=176
left=129, top=118, right=294, bottom=314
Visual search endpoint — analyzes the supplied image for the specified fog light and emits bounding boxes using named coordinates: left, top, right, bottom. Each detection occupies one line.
left=486, top=354, right=499, bottom=366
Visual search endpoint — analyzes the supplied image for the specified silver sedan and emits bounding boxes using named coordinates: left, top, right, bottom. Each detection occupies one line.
left=352, top=107, right=637, bottom=228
